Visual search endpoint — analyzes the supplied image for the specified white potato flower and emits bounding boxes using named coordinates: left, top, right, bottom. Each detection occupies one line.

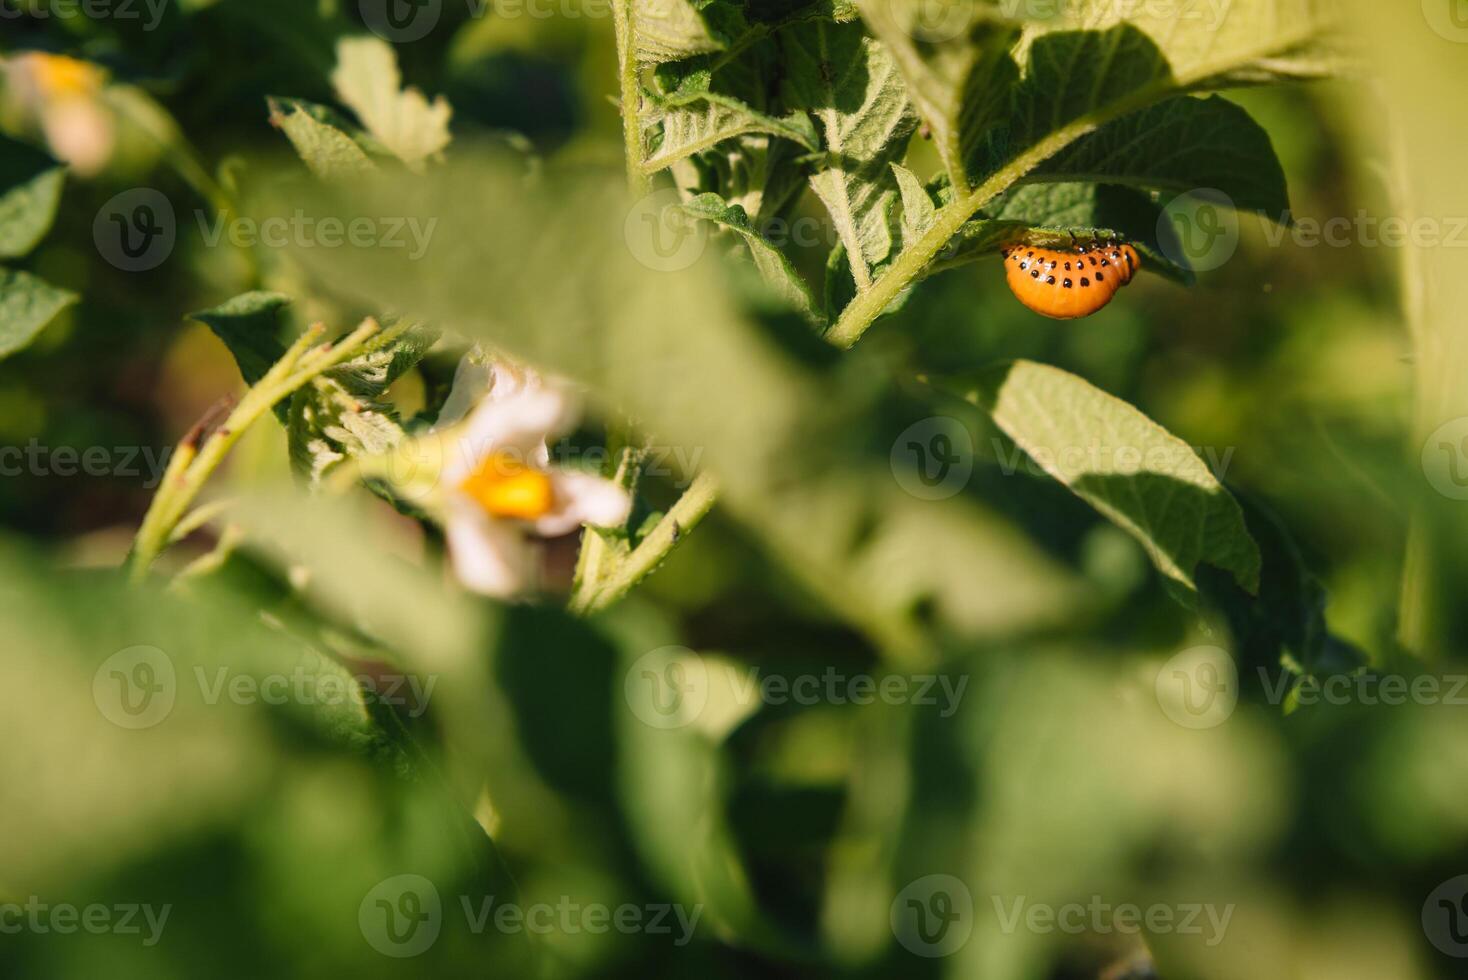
left=1, top=52, right=115, bottom=175
left=436, top=363, right=631, bottom=598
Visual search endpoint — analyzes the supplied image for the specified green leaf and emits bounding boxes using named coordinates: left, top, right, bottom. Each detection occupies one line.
left=679, top=193, right=823, bottom=326
left=642, top=59, right=818, bottom=174
left=287, top=379, right=406, bottom=485
left=1198, top=492, right=1366, bottom=679
left=634, top=0, right=738, bottom=64
left=948, top=360, right=1260, bottom=595
left=891, top=163, right=935, bottom=241
left=1054, top=0, right=1340, bottom=89
left=190, top=291, right=292, bottom=387
left=267, top=96, right=377, bottom=180
left=855, top=0, right=1019, bottom=193
left=1025, top=95, right=1290, bottom=218
left=330, top=37, right=451, bottom=172
left=0, top=135, right=66, bottom=259
left=781, top=19, right=918, bottom=290
left=287, top=320, right=433, bottom=485
left=933, top=181, right=1193, bottom=282
left=0, top=269, right=76, bottom=361
left=669, top=133, right=810, bottom=230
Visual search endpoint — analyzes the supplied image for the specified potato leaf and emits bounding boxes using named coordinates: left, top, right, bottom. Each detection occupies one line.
left=781, top=19, right=918, bottom=290
left=0, top=135, right=66, bottom=259
left=946, top=360, right=1261, bottom=595
left=0, top=269, right=76, bottom=362
left=679, top=192, right=823, bottom=325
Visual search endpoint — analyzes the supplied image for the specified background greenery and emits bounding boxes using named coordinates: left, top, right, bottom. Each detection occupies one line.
left=2, top=1, right=1467, bottom=977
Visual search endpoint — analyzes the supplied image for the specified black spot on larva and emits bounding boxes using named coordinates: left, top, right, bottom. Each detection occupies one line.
left=1081, top=277, right=1090, bottom=286
left=1027, top=250, right=1035, bottom=257
left=1089, top=257, right=1098, bottom=266
left=1063, top=278, right=1073, bottom=288
left=1020, top=261, right=1028, bottom=269
left=1100, top=259, right=1109, bottom=266
left=1064, top=261, right=1072, bottom=270
left=1095, top=271, right=1105, bottom=281
left=1046, top=276, right=1056, bottom=284
left=1031, top=270, right=1040, bottom=278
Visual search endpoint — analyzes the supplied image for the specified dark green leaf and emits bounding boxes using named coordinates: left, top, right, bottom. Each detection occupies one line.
left=0, top=269, right=76, bottom=361
left=679, top=193, right=823, bottom=326
left=0, top=135, right=66, bottom=259
left=1028, top=95, right=1290, bottom=218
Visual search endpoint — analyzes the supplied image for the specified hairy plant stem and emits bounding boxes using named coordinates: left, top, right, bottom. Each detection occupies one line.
left=570, top=472, right=718, bottom=614
left=127, top=319, right=404, bottom=582
left=825, top=123, right=1098, bottom=348
left=571, top=444, right=646, bottom=597
left=612, top=0, right=650, bottom=198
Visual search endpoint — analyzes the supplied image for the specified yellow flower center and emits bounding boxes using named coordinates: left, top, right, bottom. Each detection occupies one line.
left=459, top=452, right=555, bottom=521
left=28, top=53, right=104, bottom=100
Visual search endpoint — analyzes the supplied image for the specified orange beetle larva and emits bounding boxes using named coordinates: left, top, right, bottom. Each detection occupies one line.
left=999, top=240, right=1141, bottom=319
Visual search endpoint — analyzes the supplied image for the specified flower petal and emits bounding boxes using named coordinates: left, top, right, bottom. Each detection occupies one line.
left=446, top=496, right=534, bottom=598
left=534, top=470, right=633, bottom=537
left=433, top=355, right=492, bottom=429
left=446, top=387, right=571, bottom=483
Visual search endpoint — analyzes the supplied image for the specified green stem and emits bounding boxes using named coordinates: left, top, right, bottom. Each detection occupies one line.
left=825, top=123, right=1096, bottom=348
left=611, top=0, right=650, bottom=197
left=570, top=472, right=718, bottom=615
left=127, top=319, right=404, bottom=582
left=571, top=444, right=646, bottom=598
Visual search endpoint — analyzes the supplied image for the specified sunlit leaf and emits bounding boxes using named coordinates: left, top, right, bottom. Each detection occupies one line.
left=946, top=360, right=1261, bottom=594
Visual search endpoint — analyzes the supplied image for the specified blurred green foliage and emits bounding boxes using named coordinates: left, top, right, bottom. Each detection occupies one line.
left=2, top=3, right=1467, bottom=979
